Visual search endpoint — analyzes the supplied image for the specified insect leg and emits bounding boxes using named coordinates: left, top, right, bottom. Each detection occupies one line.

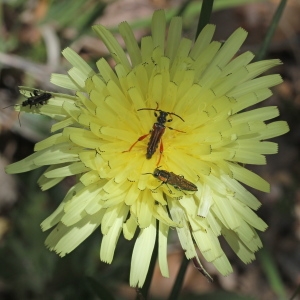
left=122, top=133, right=150, bottom=153
left=165, top=183, right=173, bottom=194
left=153, top=181, right=164, bottom=191
left=174, top=185, right=186, bottom=195
left=153, top=181, right=173, bottom=194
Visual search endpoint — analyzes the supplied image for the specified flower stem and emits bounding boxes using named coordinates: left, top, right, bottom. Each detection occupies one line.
left=258, top=246, right=286, bottom=300
left=167, top=254, right=189, bottom=300
left=255, top=0, right=287, bottom=61
left=195, top=0, right=215, bottom=40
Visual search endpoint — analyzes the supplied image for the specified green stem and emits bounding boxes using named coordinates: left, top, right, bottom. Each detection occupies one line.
left=167, top=254, right=189, bottom=300
left=255, top=0, right=287, bottom=61
left=195, top=0, right=215, bottom=40
left=258, top=247, right=286, bottom=300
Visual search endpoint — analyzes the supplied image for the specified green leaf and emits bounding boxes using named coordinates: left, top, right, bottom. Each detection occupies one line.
left=258, top=247, right=287, bottom=300
left=195, top=0, right=215, bottom=39
left=255, top=0, right=287, bottom=61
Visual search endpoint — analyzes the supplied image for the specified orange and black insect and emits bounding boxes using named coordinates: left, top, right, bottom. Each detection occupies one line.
left=123, top=103, right=185, bottom=165
left=3, top=89, right=52, bottom=126
left=144, top=168, right=198, bottom=194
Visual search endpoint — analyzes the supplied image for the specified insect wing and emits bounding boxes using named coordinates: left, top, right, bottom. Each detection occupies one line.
left=180, top=176, right=198, bottom=191
left=146, top=123, right=165, bottom=158
left=24, top=91, right=52, bottom=108
left=29, top=92, right=52, bottom=104
left=169, top=172, right=198, bottom=191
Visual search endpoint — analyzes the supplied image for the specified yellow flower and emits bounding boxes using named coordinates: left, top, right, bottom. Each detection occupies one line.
left=6, top=10, right=289, bottom=287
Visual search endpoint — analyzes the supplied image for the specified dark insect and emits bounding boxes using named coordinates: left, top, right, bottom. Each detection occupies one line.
left=20, top=89, right=52, bottom=108
left=144, top=167, right=198, bottom=194
left=123, top=103, right=185, bottom=165
left=3, top=89, right=52, bottom=126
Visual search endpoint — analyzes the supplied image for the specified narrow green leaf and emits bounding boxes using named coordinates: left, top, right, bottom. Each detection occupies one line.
left=258, top=247, right=286, bottom=300
left=255, top=0, right=287, bottom=61
left=195, top=0, right=215, bottom=39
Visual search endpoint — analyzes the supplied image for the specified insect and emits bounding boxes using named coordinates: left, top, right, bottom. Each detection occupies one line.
left=3, top=89, right=52, bottom=126
left=144, top=167, right=198, bottom=194
left=123, top=103, right=185, bottom=165
left=20, top=89, right=52, bottom=108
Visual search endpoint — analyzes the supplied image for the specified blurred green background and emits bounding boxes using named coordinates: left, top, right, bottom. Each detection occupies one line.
left=0, top=0, right=299, bottom=299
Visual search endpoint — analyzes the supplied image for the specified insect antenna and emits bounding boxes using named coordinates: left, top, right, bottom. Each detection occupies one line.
left=2, top=104, right=20, bottom=109
left=137, top=107, right=185, bottom=122
left=137, top=108, right=158, bottom=112
left=168, top=112, right=185, bottom=122
left=137, top=101, right=160, bottom=112
left=2, top=104, right=22, bottom=126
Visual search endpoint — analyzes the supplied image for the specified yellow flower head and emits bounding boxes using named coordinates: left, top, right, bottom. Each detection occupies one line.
left=6, top=10, right=289, bottom=287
